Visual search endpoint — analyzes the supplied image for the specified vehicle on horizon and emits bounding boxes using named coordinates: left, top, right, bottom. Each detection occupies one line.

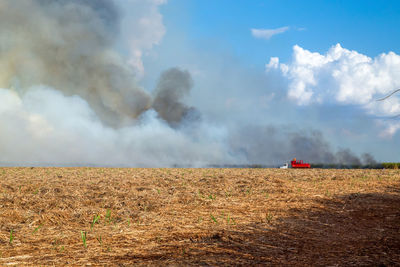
left=280, top=163, right=289, bottom=169
left=290, top=158, right=311, bottom=168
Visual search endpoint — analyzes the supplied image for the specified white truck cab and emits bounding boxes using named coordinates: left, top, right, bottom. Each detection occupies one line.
left=280, top=163, right=289, bottom=169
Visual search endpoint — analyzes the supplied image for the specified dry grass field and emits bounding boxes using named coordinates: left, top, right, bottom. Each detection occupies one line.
left=0, top=168, right=399, bottom=266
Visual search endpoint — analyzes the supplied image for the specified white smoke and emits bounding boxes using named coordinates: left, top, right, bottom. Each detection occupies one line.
left=0, top=86, right=237, bottom=166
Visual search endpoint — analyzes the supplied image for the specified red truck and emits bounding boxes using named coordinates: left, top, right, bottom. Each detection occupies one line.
left=290, top=158, right=311, bottom=168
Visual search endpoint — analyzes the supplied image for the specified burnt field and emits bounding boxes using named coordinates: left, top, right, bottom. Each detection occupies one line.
left=0, top=168, right=399, bottom=266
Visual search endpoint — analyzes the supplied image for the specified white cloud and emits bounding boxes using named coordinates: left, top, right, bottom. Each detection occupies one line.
left=266, top=44, right=400, bottom=136
left=251, top=26, right=289, bottom=40
left=267, top=43, right=400, bottom=111
left=379, top=121, right=400, bottom=139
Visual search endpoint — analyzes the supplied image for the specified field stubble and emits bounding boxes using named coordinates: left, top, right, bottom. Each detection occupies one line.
left=0, top=168, right=399, bottom=266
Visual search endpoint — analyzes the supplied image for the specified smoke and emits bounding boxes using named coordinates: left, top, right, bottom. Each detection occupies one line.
left=229, top=125, right=375, bottom=166
left=0, top=0, right=152, bottom=126
left=0, top=85, right=241, bottom=167
left=0, top=0, right=378, bottom=167
left=361, top=153, right=377, bottom=165
left=153, top=68, right=197, bottom=126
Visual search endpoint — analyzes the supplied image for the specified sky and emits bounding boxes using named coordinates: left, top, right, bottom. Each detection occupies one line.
left=158, top=0, right=400, bottom=65
left=0, top=0, right=399, bottom=166
left=140, top=0, right=400, bottom=162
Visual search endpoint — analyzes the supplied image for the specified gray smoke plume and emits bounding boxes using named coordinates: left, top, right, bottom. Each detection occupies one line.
left=0, top=0, right=152, bottom=126
left=335, top=149, right=361, bottom=166
left=361, top=153, right=377, bottom=165
left=153, top=68, right=196, bottom=126
left=0, top=0, right=202, bottom=128
left=229, top=125, right=375, bottom=166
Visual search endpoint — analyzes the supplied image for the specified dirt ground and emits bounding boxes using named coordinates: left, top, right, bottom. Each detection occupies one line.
left=0, top=168, right=399, bottom=266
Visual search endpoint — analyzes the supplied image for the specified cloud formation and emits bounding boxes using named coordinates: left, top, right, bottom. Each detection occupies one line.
left=251, top=26, right=289, bottom=40
left=266, top=44, right=400, bottom=135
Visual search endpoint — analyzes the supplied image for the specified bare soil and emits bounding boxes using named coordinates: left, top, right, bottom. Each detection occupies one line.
left=0, top=168, right=399, bottom=266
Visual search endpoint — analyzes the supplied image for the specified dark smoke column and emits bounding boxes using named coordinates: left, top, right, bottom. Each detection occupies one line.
left=152, top=68, right=195, bottom=126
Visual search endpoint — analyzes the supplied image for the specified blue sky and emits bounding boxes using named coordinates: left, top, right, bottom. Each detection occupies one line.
left=161, top=0, right=400, bottom=65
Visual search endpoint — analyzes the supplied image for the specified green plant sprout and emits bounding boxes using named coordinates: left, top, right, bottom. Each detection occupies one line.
left=81, top=231, right=87, bottom=248
left=91, top=214, right=100, bottom=230
left=33, top=224, right=43, bottom=234
left=105, top=209, right=112, bottom=224
left=9, top=229, right=14, bottom=244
